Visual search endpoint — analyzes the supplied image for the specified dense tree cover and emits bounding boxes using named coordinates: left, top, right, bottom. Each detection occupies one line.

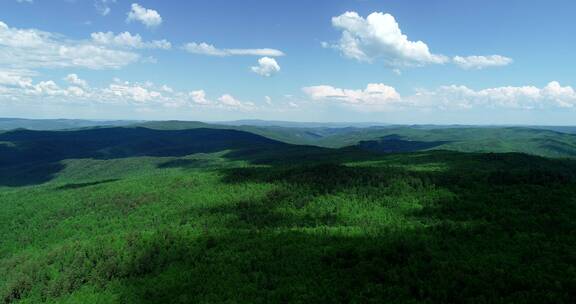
left=1, top=146, right=575, bottom=303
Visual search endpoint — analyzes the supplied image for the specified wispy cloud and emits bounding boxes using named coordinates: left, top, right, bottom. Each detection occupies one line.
left=453, top=55, right=513, bottom=70
left=183, top=42, right=284, bottom=57
left=94, top=0, right=116, bottom=16
left=0, top=20, right=140, bottom=70
left=91, top=31, right=171, bottom=49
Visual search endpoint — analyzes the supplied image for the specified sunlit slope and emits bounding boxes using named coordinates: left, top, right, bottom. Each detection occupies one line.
left=340, top=127, right=576, bottom=157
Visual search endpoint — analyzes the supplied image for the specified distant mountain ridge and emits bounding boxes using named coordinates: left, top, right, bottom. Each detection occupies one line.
left=132, top=120, right=576, bottom=158
left=216, top=119, right=392, bottom=128
left=3, top=118, right=576, bottom=158
left=0, top=117, right=136, bottom=130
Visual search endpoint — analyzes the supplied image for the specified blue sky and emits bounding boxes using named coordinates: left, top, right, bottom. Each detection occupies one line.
left=1, top=0, right=576, bottom=124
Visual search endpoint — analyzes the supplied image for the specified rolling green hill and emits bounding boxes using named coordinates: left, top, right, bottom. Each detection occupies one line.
left=4, top=118, right=576, bottom=158
left=135, top=121, right=576, bottom=158
left=336, top=127, right=576, bottom=158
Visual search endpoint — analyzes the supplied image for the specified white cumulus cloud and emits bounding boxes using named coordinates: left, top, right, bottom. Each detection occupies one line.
left=302, top=82, right=576, bottom=111
left=330, top=11, right=448, bottom=67
left=127, top=3, right=162, bottom=28
left=0, top=72, right=262, bottom=112
left=217, top=94, right=255, bottom=109
left=251, top=57, right=280, bottom=77
left=183, top=42, right=285, bottom=57
left=417, top=82, right=576, bottom=109
left=104, top=81, right=162, bottom=103
left=190, top=90, right=211, bottom=105
left=328, top=11, right=511, bottom=71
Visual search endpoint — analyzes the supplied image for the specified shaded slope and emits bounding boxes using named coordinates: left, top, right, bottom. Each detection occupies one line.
left=0, top=127, right=331, bottom=187
left=0, top=127, right=289, bottom=166
left=356, top=135, right=451, bottom=153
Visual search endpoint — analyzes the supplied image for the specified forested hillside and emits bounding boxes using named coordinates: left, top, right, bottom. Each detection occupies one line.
left=1, top=126, right=575, bottom=303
